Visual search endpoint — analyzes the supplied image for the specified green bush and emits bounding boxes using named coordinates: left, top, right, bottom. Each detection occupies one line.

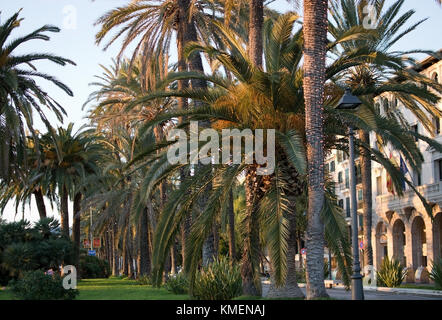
left=430, top=258, right=442, bottom=289
left=164, top=272, right=189, bottom=294
left=137, top=274, right=152, bottom=285
left=9, top=270, right=78, bottom=300
left=296, top=268, right=306, bottom=283
left=79, top=255, right=111, bottom=279
left=192, top=256, right=242, bottom=300
left=376, top=257, right=407, bottom=288
left=0, top=218, right=74, bottom=285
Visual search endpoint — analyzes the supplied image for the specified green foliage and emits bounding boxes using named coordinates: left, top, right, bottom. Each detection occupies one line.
left=137, top=275, right=152, bottom=286
left=192, top=256, right=242, bottom=300
left=79, top=255, right=111, bottom=279
left=0, top=218, right=74, bottom=285
left=295, top=268, right=306, bottom=283
left=9, top=270, right=78, bottom=300
left=376, top=257, right=407, bottom=287
left=324, top=261, right=330, bottom=280
left=429, top=258, right=442, bottom=289
left=164, top=273, right=189, bottom=294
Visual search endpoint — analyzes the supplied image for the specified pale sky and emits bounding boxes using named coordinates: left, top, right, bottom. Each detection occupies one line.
left=1, top=0, right=441, bottom=223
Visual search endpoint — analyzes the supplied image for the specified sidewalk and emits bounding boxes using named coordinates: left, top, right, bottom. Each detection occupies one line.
left=262, top=280, right=442, bottom=298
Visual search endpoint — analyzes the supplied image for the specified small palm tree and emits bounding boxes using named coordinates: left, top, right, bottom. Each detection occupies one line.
left=0, top=11, right=75, bottom=180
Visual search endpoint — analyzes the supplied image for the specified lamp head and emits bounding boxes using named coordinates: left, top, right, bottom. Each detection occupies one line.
left=337, top=89, right=362, bottom=110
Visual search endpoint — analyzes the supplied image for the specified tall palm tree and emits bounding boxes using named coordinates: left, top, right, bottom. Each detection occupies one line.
left=0, top=11, right=75, bottom=181
left=39, top=124, right=103, bottom=244
left=302, top=0, right=329, bottom=299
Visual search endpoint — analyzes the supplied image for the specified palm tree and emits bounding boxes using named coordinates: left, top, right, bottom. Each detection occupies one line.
left=329, top=0, right=442, bottom=267
left=39, top=124, right=103, bottom=255
left=0, top=11, right=75, bottom=181
left=302, top=0, right=329, bottom=299
left=83, top=56, right=174, bottom=278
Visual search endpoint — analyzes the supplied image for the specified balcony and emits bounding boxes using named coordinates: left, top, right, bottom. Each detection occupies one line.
left=376, top=182, right=442, bottom=213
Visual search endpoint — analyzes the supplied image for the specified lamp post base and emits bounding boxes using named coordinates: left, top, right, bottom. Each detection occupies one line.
left=351, top=274, right=364, bottom=300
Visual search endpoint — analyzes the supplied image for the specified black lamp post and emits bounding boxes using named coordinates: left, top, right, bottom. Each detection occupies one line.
left=337, top=89, right=364, bottom=300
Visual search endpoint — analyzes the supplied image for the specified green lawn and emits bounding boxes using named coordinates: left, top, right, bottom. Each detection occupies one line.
left=0, top=277, right=189, bottom=300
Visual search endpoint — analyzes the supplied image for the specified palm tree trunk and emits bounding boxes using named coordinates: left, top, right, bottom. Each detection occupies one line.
left=297, top=234, right=303, bottom=269
left=303, top=0, right=329, bottom=299
left=266, top=212, right=304, bottom=298
left=241, top=167, right=262, bottom=296
left=112, top=223, right=120, bottom=276
left=248, top=0, right=264, bottom=67
left=239, top=0, right=265, bottom=297
left=60, top=185, right=69, bottom=238
left=73, top=192, right=82, bottom=272
left=228, top=189, right=236, bottom=261
left=33, top=188, right=47, bottom=219
left=170, top=244, right=177, bottom=275
left=176, top=0, right=191, bottom=272
left=360, top=130, right=373, bottom=267
left=127, top=225, right=136, bottom=279
left=202, top=229, right=216, bottom=266
left=138, top=207, right=151, bottom=277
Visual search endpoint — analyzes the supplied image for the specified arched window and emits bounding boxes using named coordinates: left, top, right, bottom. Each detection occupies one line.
left=433, top=72, right=439, bottom=84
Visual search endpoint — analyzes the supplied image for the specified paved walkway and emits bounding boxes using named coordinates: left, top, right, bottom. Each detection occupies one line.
left=262, top=283, right=442, bottom=300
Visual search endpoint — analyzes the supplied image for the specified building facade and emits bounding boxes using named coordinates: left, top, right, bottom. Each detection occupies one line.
left=327, top=53, right=442, bottom=283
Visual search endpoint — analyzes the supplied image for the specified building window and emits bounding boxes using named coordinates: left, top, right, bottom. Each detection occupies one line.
left=433, top=72, right=439, bottom=84
left=338, top=171, right=343, bottom=184
left=345, top=197, right=350, bottom=217
left=338, top=199, right=344, bottom=209
left=412, top=124, right=418, bottom=142
left=439, top=160, right=442, bottom=181
left=414, top=171, right=422, bottom=186
left=345, top=169, right=350, bottom=188
left=436, top=117, right=441, bottom=135
left=337, top=151, right=343, bottom=163
left=356, top=164, right=362, bottom=184
left=376, top=176, right=382, bottom=195
left=330, top=161, right=335, bottom=172
left=358, top=189, right=363, bottom=201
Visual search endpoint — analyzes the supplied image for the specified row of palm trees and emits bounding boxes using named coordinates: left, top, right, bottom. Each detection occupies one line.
left=1, top=0, right=441, bottom=299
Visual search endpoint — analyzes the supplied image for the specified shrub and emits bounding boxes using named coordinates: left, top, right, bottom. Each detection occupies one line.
left=430, top=258, right=442, bottom=289
left=137, top=275, right=152, bottom=285
left=79, top=255, right=111, bottom=279
left=192, top=256, right=242, bottom=300
left=296, top=268, right=306, bottom=283
left=376, top=257, right=407, bottom=288
left=9, top=270, right=78, bottom=300
left=0, top=218, right=74, bottom=285
left=164, top=272, right=189, bottom=294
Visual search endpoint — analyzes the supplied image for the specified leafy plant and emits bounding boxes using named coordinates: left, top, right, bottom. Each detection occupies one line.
left=376, top=257, right=407, bottom=288
left=429, top=258, right=442, bottom=289
left=0, top=218, right=74, bottom=285
left=295, top=268, right=306, bottom=283
left=137, top=275, right=152, bottom=286
left=79, top=255, right=111, bottom=279
left=9, top=270, right=78, bottom=300
left=192, top=256, right=242, bottom=300
left=164, top=272, right=189, bottom=294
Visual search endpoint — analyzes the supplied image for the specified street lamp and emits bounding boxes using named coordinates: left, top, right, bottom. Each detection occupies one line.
left=337, top=89, right=364, bottom=300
